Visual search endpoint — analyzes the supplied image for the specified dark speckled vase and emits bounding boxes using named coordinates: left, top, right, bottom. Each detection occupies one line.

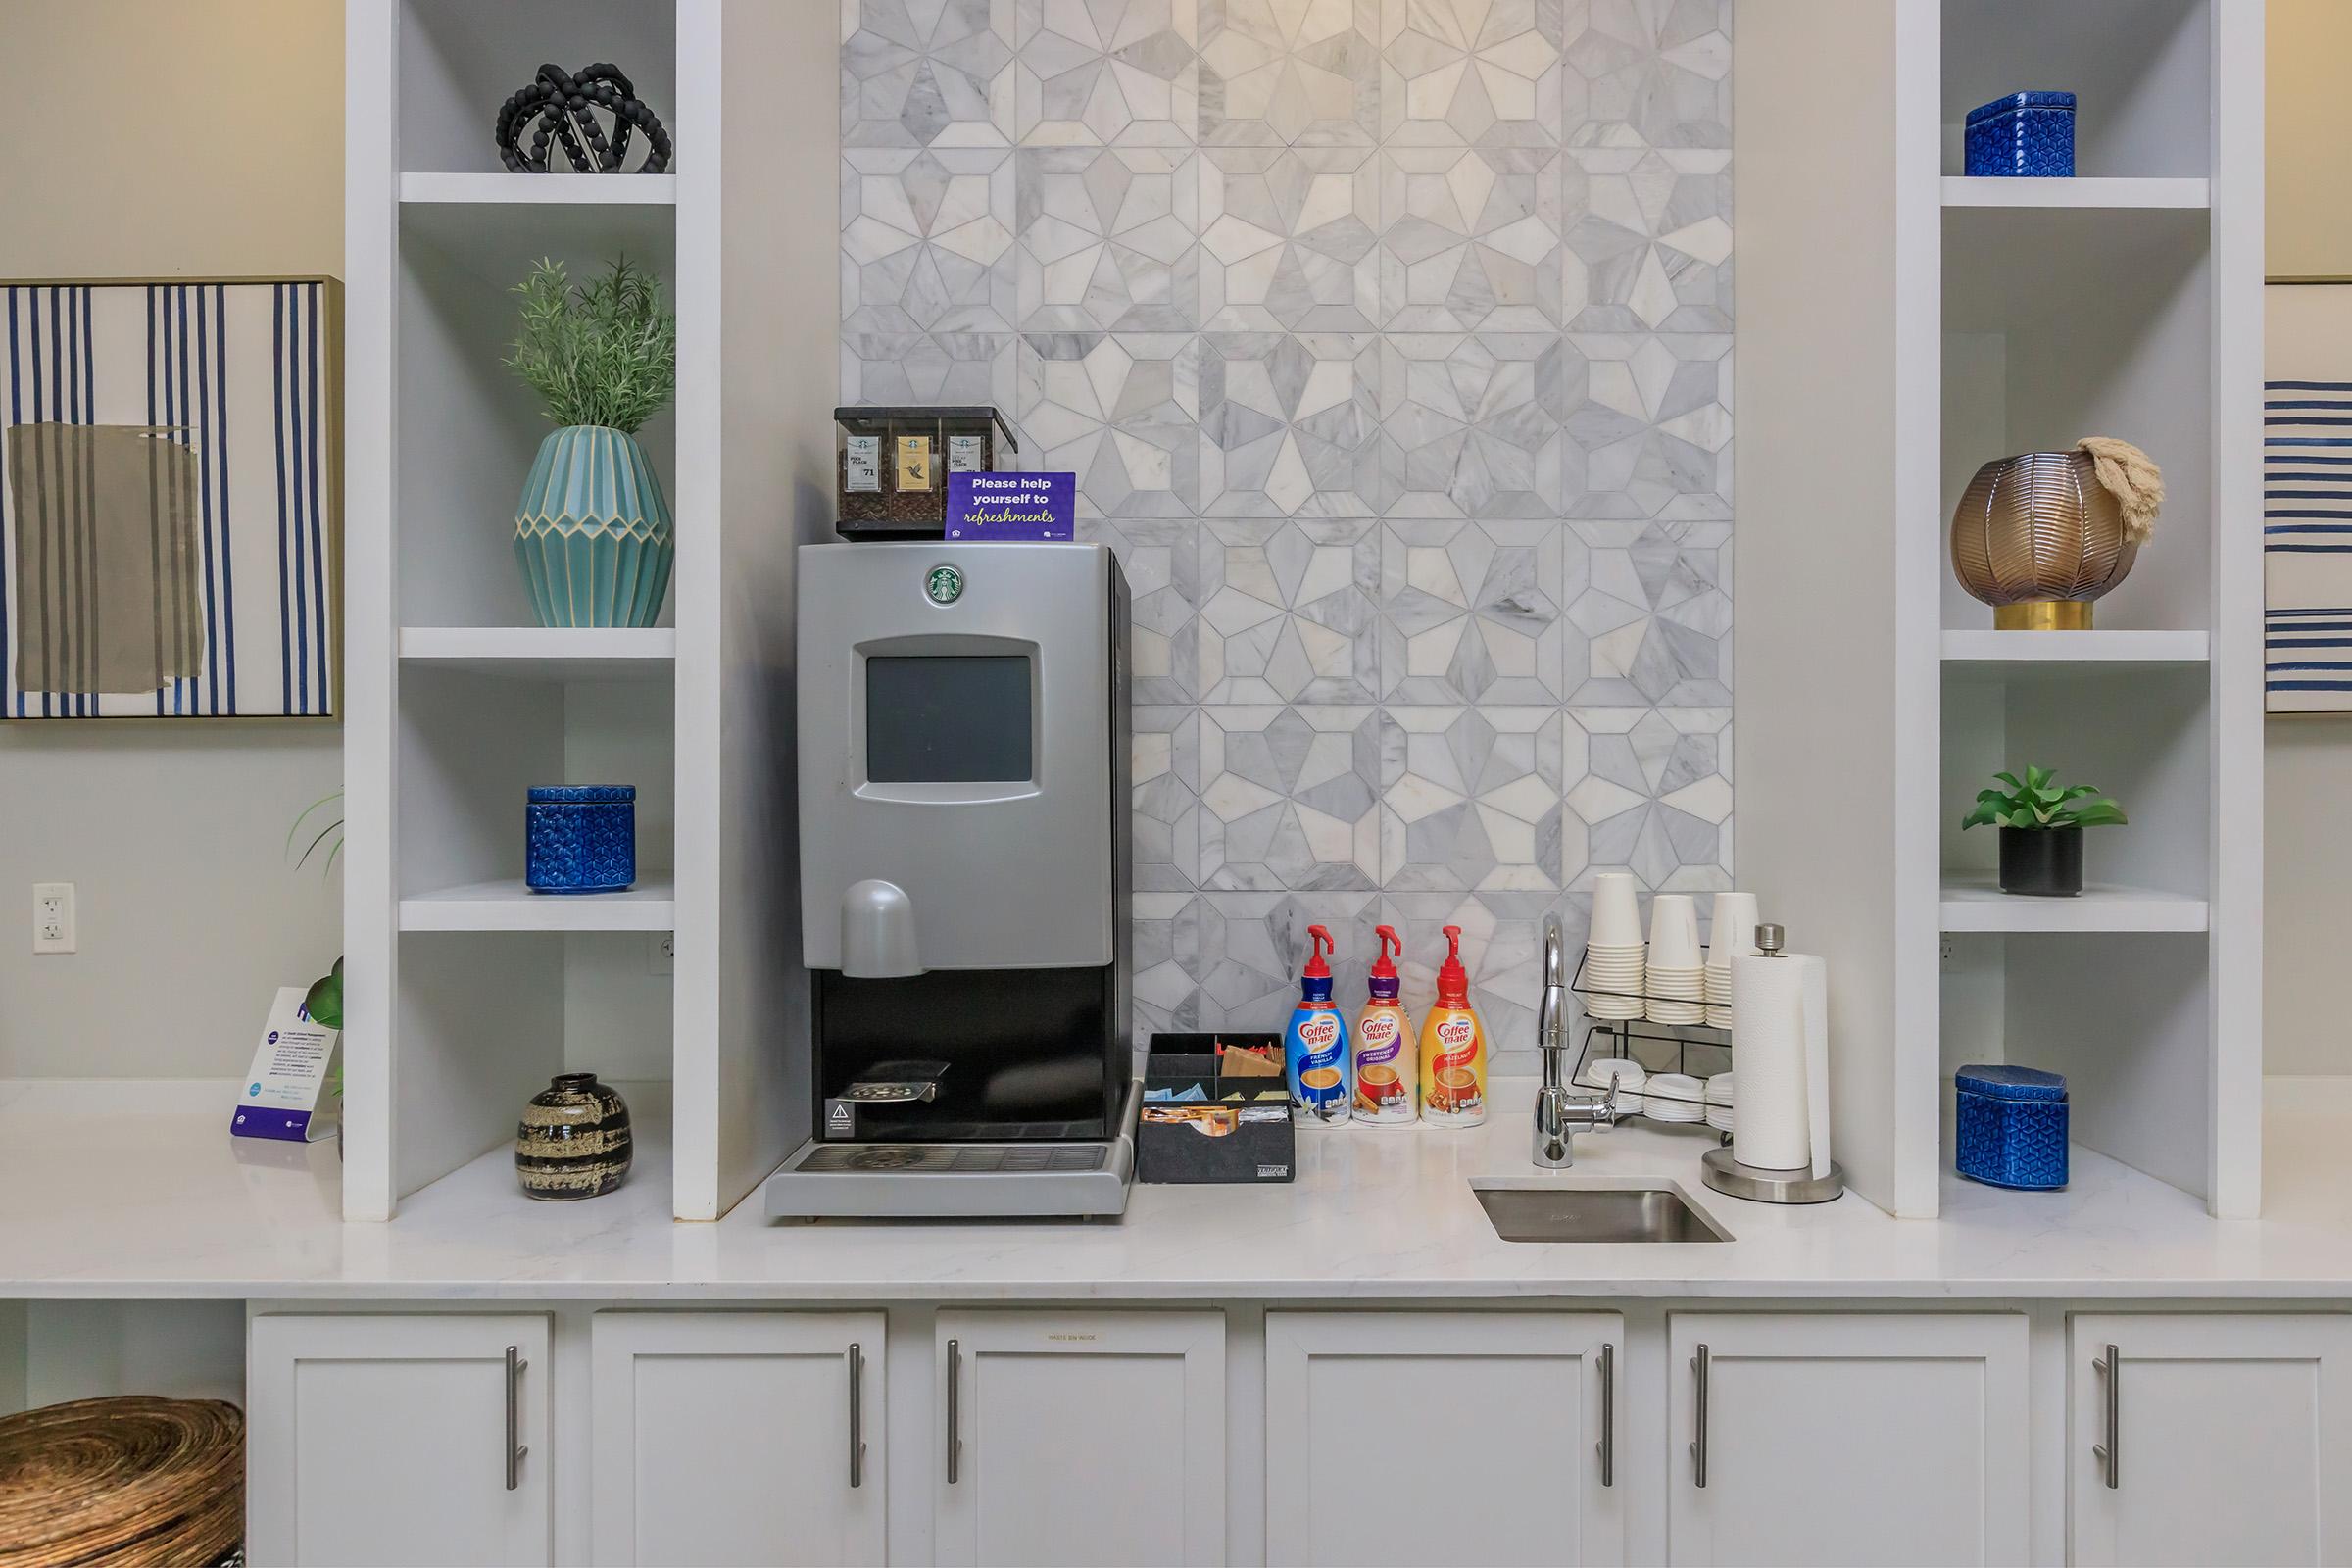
left=515, top=1073, right=632, bottom=1200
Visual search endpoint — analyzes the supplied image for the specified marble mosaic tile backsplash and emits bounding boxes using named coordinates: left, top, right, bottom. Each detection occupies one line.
left=841, top=0, right=1733, bottom=1069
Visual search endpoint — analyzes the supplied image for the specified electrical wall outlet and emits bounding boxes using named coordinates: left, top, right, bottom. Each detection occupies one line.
left=650, top=930, right=674, bottom=976
left=32, top=882, right=74, bottom=955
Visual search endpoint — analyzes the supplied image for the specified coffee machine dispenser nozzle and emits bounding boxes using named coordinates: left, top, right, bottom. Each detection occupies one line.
left=841, top=879, right=924, bottom=978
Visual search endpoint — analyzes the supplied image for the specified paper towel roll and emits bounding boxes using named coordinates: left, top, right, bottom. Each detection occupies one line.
left=1731, top=951, right=1829, bottom=1174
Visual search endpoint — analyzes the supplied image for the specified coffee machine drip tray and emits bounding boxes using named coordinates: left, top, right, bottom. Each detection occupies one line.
left=763, top=1083, right=1141, bottom=1220
left=798, top=1144, right=1107, bottom=1174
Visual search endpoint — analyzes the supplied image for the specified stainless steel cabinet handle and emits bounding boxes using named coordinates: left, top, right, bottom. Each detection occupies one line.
left=945, top=1338, right=962, bottom=1485
left=505, top=1346, right=527, bottom=1493
left=2093, top=1344, right=2120, bottom=1490
left=848, top=1343, right=865, bottom=1490
left=1689, top=1344, right=1710, bottom=1489
left=1597, top=1342, right=1616, bottom=1488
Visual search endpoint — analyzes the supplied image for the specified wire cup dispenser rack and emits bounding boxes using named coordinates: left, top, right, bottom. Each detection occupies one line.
left=1567, top=948, right=1732, bottom=1133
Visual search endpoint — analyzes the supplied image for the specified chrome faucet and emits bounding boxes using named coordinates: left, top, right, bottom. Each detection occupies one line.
left=1534, top=913, right=1618, bottom=1167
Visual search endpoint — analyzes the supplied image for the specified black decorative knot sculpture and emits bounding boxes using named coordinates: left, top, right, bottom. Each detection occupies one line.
left=495, top=63, right=672, bottom=174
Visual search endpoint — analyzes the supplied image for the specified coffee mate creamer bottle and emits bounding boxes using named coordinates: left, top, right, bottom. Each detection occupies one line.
left=1351, top=925, right=1416, bottom=1125
left=1418, top=924, right=1488, bottom=1127
left=1283, top=925, right=1350, bottom=1124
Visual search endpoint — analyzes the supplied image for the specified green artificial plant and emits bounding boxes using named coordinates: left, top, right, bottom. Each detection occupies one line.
left=1959, top=765, right=2128, bottom=833
left=504, top=256, right=676, bottom=434
left=287, top=793, right=345, bottom=1031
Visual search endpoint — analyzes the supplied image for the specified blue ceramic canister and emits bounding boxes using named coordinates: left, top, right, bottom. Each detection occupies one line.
left=1964, top=90, right=2077, bottom=177
left=1953, top=1064, right=2069, bottom=1189
left=526, top=786, right=637, bottom=894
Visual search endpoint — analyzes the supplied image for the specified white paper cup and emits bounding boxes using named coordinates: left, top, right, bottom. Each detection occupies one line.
left=1709, top=892, right=1762, bottom=959
left=1648, top=895, right=1702, bottom=969
left=1591, top=872, right=1642, bottom=948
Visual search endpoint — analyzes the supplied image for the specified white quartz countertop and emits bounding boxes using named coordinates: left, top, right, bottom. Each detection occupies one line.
left=7, top=1077, right=2352, bottom=1299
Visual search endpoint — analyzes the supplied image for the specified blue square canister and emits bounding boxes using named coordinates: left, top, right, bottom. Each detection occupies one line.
left=1964, top=91, right=2077, bottom=177
left=526, top=786, right=637, bottom=893
left=1954, top=1064, right=2069, bottom=1190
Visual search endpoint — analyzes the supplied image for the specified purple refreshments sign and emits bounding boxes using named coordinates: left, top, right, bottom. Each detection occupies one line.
left=945, top=471, right=1075, bottom=541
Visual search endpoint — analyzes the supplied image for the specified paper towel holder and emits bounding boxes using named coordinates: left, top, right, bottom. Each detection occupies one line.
left=1701, top=1144, right=1844, bottom=1204
left=1700, top=920, right=1845, bottom=1204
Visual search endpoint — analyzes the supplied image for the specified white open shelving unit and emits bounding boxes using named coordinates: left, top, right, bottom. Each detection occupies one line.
left=345, top=0, right=827, bottom=1222
left=1900, top=0, right=2262, bottom=1216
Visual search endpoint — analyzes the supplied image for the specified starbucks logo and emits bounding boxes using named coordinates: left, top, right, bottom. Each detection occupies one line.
left=925, top=564, right=963, bottom=606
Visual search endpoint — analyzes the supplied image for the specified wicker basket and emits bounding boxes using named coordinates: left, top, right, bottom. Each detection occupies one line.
left=0, top=1396, right=243, bottom=1568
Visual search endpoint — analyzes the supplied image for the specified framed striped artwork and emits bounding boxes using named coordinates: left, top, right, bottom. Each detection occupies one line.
left=2266, top=281, right=2352, bottom=714
left=0, top=277, right=339, bottom=720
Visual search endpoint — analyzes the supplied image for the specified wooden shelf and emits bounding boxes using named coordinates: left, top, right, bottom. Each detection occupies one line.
left=1938, top=873, right=2208, bottom=934
left=1940, top=176, right=2209, bottom=209
left=399, top=626, right=676, bottom=682
left=399, top=172, right=676, bottom=206
left=1941, top=630, right=2211, bottom=670
left=399, top=876, right=677, bottom=933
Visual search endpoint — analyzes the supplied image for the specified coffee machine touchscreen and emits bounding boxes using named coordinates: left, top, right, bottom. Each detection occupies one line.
left=864, top=655, right=1031, bottom=783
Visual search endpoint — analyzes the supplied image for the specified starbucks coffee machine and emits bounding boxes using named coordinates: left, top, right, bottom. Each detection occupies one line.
left=763, top=541, right=1137, bottom=1218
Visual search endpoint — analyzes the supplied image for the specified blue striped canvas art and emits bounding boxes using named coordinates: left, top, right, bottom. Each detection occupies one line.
left=0, top=279, right=338, bottom=719
left=2266, top=378, right=2352, bottom=712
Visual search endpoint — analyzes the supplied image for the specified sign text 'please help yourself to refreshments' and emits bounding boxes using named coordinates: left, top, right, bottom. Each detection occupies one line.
left=945, top=471, right=1075, bottom=541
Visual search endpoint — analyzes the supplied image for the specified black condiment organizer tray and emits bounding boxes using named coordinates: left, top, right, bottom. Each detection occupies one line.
left=1137, top=1033, right=1295, bottom=1184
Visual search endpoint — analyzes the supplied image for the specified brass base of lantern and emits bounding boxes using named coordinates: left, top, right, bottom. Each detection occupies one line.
left=1994, top=600, right=2092, bottom=631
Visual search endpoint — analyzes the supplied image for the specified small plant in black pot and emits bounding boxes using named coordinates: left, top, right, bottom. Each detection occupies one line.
left=1961, top=765, right=2127, bottom=896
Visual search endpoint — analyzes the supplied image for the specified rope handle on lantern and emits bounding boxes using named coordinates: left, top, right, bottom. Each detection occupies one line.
left=495, top=63, right=673, bottom=174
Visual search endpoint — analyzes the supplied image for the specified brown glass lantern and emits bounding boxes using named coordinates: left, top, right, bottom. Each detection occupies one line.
left=1950, top=439, right=2163, bottom=630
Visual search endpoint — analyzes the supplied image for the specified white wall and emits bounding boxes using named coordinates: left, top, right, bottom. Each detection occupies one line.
left=0, top=0, right=343, bottom=1077
left=1735, top=0, right=1924, bottom=1213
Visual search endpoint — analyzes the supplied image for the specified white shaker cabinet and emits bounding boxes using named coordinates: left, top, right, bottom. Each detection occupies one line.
left=246, top=1313, right=550, bottom=1568
left=934, top=1309, right=1225, bottom=1567
left=2071, top=1313, right=2352, bottom=1566
left=1264, top=1310, right=1626, bottom=1567
left=1666, top=1312, right=2029, bottom=1567
left=589, top=1310, right=886, bottom=1566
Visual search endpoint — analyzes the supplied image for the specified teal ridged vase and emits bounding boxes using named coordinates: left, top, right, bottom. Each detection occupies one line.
left=514, top=425, right=674, bottom=628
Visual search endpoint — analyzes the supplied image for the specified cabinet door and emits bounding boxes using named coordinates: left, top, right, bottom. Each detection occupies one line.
left=247, top=1313, right=550, bottom=1568
left=2072, top=1313, right=2352, bottom=1566
left=1265, top=1310, right=1625, bottom=1567
left=1666, top=1312, right=2028, bottom=1567
left=591, top=1311, right=886, bottom=1566
left=935, top=1309, right=1225, bottom=1567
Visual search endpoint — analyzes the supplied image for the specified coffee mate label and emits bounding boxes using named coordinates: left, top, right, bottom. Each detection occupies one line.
left=1285, top=1007, right=1351, bottom=1125
left=1351, top=1007, right=1414, bottom=1123
left=1419, top=1010, right=1487, bottom=1126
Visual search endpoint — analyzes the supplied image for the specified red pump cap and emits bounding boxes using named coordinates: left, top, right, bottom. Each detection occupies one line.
left=1302, top=925, right=1335, bottom=979
left=1368, top=926, right=1401, bottom=998
left=1435, top=924, right=1470, bottom=1004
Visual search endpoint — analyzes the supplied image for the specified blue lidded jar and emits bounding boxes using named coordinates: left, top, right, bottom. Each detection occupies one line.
left=1954, top=1064, right=2069, bottom=1190
left=526, top=786, right=638, bottom=894
left=1963, top=90, right=2077, bottom=177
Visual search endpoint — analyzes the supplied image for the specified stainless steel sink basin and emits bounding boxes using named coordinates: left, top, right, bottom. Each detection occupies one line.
left=1472, top=1181, right=1731, bottom=1243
